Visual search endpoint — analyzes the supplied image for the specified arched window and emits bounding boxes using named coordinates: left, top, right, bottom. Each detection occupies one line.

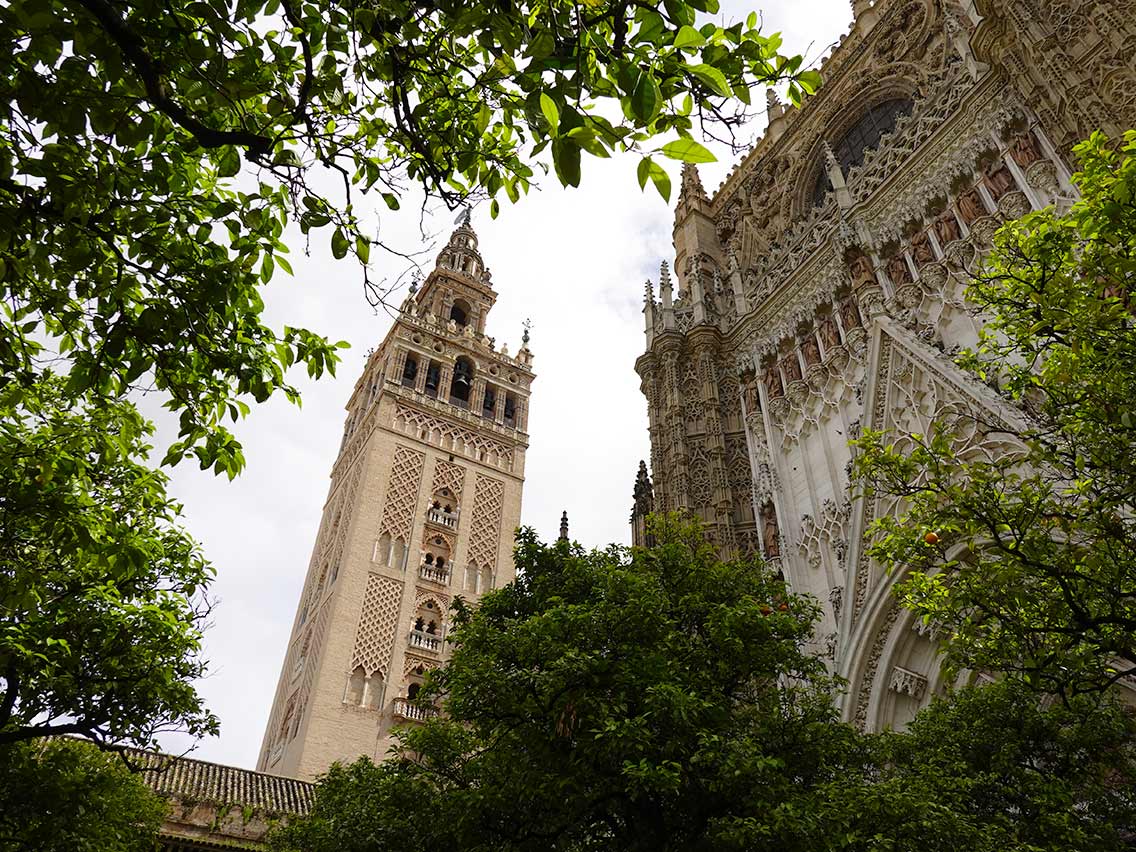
left=450, top=357, right=474, bottom=405
left=401, top=354, right=418, bottom=387
left=424, top=361, right=442, bottom=397
left=812, top=98, right=913, bottom=206
left=346, top=666, right=366, bottom=705
left=375, top=533, right=391, bottom=565
left=482, top=384, right=497, bottom=418
left=450, top=299, right=470, bottom=327
left=407, top=682, right=421, bottom=700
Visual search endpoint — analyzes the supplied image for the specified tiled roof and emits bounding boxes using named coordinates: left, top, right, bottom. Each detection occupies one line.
left=127, top=748, right=315, bottom=815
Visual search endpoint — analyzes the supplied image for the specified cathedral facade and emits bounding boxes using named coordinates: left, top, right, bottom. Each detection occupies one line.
left=259, top=218, right=534, bottom=780
left=633, top=0, right=1136, bottom=732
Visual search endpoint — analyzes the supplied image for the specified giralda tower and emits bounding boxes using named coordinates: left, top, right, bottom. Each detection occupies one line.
left=258, top=216, right=534, bottom=779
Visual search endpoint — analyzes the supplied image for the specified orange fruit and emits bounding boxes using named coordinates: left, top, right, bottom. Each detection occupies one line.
left=924, top=531, right=940, bottom=545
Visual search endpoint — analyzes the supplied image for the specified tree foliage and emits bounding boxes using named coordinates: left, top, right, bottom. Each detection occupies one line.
left=853, top=130, right=1136, bottom=696
left=1, top=0, right=814, bottom=476
left=272, top=518, right=853, bottom=852
left=0, top=737, right=167, bottom=852
left=274, top=521, right=1136, bottom=851
left=0, top=377, right=215, bottom=748
left=821, top=682, right=1136, bottom=851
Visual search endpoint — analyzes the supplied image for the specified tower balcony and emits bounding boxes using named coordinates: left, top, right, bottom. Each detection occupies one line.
left=391, top=698, right=438, bottom=722
left=418, top=561, right=451, bottom=585
left=426, top=507, right=458, bottom=529
left=408, top=629, right=442, bottom=653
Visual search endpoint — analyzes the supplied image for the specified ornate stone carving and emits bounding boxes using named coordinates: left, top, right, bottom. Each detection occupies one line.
left=997, top=189, right=1032, bottom=219
left=888, top=665, right=929, bottom=700
left=935, top=212, right=961, bottom=245
left=1009, top=131, right=1042, bottom=168
left=910, top=229, right=935, bottom=267
left=956, top=188, right=986, bottom=224
left=761, top=502, right=780, bottom=558
left=982, top=160, right=1016, bottom=202
left=886, top=253, right=912, bottom=285
left=1025, top=159, right=1060, bottom=196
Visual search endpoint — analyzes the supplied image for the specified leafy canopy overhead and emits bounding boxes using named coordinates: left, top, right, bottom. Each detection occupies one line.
left=1, top=0, right=816, bottom=478
left=852, top=131, right=1136, bottom=697
left=0, top=377, right=215, bottom=749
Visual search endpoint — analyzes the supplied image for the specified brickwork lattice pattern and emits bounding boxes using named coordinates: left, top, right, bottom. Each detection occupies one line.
left=350, top=573, right=404, bottom=676
left=378, top=445, right=426, bottom=541
left=467, top=474, right=505, bottom=570
left=431, top=459, right=467, bottom=501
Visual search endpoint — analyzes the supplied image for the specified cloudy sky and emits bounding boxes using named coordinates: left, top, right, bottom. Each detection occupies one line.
left=154, top=0, right=852, bottom=769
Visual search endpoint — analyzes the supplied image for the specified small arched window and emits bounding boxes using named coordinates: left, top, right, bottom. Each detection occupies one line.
left=346, top=666, right=366, bottom=705
left=407, top=682, right=421, bottom=700
left=451, top=357, right=474, bottom=405
left=812, top=98, right=913, bottom=206
left=402, top=354, right=418, bottom=387
left=450, top=299, right=470, bottom=327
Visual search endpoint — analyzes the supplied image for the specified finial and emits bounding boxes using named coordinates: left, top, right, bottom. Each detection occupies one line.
left=408, top=273, right=419, bottom=295
left=522, top=318, right=531, bottom=346
left=679, top=163, right=707, bottom=202
left=823, top=140, right=839, bottom=171
left=457, top=205, right=472, bottom=227
left=644, top=279, right=654, bottom=303
left=559, top=511, right=569, bottom=541
left=659, top=260, right=672, bottom=289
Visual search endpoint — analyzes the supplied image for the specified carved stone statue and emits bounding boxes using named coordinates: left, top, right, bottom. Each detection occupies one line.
left=801, top=334, right=821, bottom=366
left=763, top=365, right=784, bottom=399
left=936, top=212, right=961, bottom=245
left=762, top=503, right=780, bottom=558
left=820, top=315, right=840, bottom=349
left=887, top=253, right=912, bottom=285
left=910, top=229, right=935, bottom=266
left=1009, top=132, right=1042, bottom=169
left=848, top=253, right=877, bottom=289
left=781, top=352, right=803, bottom=383
left=957, top=188, right=986, bottom=224
left=742, top=375, right=759, bottom=413
left=983, top=160, right=1016, bottom=201
left=839, top=298, right=861, bottom=330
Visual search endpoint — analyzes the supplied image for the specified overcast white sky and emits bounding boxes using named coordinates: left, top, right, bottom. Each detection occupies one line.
left=154, top=0, right=852, bottom=769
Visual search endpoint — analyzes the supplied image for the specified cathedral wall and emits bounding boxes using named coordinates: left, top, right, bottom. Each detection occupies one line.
left=638, top=0, right=1135, bottom=733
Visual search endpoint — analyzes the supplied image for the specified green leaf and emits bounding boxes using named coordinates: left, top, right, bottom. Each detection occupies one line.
left=637, top=157, right=671, bottom=201
left=674, top=25, right=706, bottom=49
left=660, top=138, right=716, bottom=164
left=629, top=71, right=662, bottom=123
left=217, top=147, right=241, bottom=178
left=551, top=139, right=581, bottom=187
left=331, top=228, right=349, bottom=260
left=540, top=93, right=560, bottom=135
left=382, top=193, right=400, bottom=211
left=686, top=63, right=731, bottom=97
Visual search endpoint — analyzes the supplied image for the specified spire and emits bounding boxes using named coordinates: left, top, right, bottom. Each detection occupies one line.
left=433, top=210, right=488, bottom=283
left=765, top=88, right=784, bottom=121
left=679, top=163, right=708, bottom=203
left=559, top=511, right=569, bottom=541
left=632, top=460, right=654, bottom=518
left=659, top=260, right=673, bottom=305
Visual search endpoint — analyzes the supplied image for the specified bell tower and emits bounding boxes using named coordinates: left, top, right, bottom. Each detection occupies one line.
left=258, top=215, right=535, bottom=779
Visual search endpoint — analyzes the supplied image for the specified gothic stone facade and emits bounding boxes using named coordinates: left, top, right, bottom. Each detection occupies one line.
left=259, top=219, right=534, bottom=780
left=633, top=0, right=1136, bottom=733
